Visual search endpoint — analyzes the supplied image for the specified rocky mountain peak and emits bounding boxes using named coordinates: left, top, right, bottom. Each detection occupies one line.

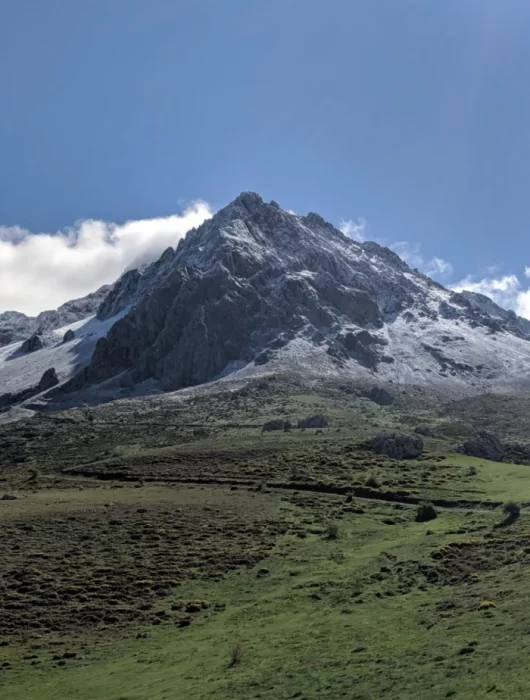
left=52, top=193, right=530, bottom=400
left=4, top=193, right=530, bottom=417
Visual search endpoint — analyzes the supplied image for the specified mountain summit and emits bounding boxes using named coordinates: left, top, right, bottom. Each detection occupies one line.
left=3, top=192, right=530, bottom=419
left=52, top=192, right=530, bottom=400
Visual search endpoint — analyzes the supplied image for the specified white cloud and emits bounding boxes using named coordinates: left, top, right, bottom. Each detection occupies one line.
left=0, top=202, right=213, bottom=316
left=390, top=241, right=424, bottom=268
left=424, top=256, right=453, bottom=278
left=516, top=290, right=530, bottom=319
left=339, top=218, right=366, bottom=242
left=524, top=266, right=530, bottom=278
left=389, top=241, right=453, bottom=280
left=451, top=273, right=530, bottom=320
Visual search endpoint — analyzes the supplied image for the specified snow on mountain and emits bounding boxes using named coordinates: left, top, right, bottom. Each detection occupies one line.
left=4, top=191, right=530, bottom=420
left=0, top=286, right=111, bottom=347
left=0, top=311, right=127, bottom=420
left=55, top=192, right=530, bottom=400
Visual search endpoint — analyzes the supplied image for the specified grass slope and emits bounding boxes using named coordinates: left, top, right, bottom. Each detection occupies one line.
left=2, top=379, right=530, bottom=698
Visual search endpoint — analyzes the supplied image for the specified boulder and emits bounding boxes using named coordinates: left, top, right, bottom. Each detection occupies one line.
left=460, top=431, right=505, bottom=462
left=414, top=425, right=434, bottom=437
left=370, top=433, right=424, bottom=460
left=63, top=329, right=76, bottom=343
left=38, top=368, right=59, bottom=392
left=20, top=333, right=43, bottom=353
left=363, top=386, right=394, bottom=406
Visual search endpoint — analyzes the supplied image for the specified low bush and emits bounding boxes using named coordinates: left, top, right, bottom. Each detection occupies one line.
left=502, top=501, right=521, bottom=525
left=504, top=501, right=520, bottom=517
left=324, top=522, right=339, bottom=540
left=364, top=473, right=381, bottom=489
left=262, top=419, right=292, bottom=432
left=416, top=502, right=437, bottom=522
left=297, top=414, right=329, bottom=429
left=229, top=644, right=243, bottom=668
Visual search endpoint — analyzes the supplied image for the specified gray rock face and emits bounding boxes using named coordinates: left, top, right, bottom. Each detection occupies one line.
left=20, top=334, right=44, bottom=353
left=97, top=270, right=143, bottom=320
left=38, top=368, right=59, bottom=391
left=0, top=285, right=111, bottom=348
left=370, top=433, right=424, bottom=460
left=460, top=431, right=505, bottom=462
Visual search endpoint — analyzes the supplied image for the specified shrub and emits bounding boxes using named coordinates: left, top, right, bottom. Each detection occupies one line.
left=501, top=501, right=521, bottom=525
left=504, top=501, right=520, bottom=517
left=262, top=419, right=291, bottom=432
left=467, top=466, right=478, bottom=477
left=364, top=473, right=380, bottom=489
left=416, top=502, right=437, bottom=522
left=324, top=522, right=339, bottom=540
left=229, top=644, right=242, bottom=668
left=297, top=414, right=329, bottom=429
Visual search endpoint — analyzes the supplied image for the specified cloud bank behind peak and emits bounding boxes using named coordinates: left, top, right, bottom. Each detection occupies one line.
left=0, top=201, right=213, bottom=316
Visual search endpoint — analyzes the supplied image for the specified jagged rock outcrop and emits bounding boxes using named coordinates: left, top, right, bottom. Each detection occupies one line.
left=97, top=270, right=144, bottom=320
left=38, top=368, right=59, bottom=391
left=63, top=329, right=76, bottom=343
left=20, top=334, right=44, bottom=353
left=0, top=285, right=111, bottom=348
left=460, top=431, right=505, bottom=462
left=369, top=433, right=424, bottom=460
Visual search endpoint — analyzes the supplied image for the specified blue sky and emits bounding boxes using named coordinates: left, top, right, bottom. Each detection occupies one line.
left=1, top=0, right=530, bottom=314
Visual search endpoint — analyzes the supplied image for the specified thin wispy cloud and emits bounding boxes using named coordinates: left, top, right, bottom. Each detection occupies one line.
left=390, top=241, right=453, bottom=280
left=424, top=256, right=454, bottom=279
left=339, top=218, right=366, bottom=242
left=0, top=202, right=213, bottom=316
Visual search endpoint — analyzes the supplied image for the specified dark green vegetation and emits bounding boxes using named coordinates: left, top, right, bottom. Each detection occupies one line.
left=2, top=376, right=530, bottom=698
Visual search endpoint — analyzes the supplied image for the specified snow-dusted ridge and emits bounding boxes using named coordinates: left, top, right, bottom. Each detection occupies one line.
left=3, top=191, right=530, bottom=419
left=0, top=310, right=127, bottom=416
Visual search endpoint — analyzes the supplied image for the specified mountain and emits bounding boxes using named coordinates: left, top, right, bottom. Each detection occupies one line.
left=56, top=192, right=530, bottom=399
left=3, top=191, right=530, bottom=420
left=0, top=286, right=111, bottom=347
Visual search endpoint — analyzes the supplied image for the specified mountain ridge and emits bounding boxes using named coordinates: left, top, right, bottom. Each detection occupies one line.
left=57, top=192, right=530, bottom=399
left=3, top=192, right=530, bottom=420
left=0, top=285, right=111, bottom=347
